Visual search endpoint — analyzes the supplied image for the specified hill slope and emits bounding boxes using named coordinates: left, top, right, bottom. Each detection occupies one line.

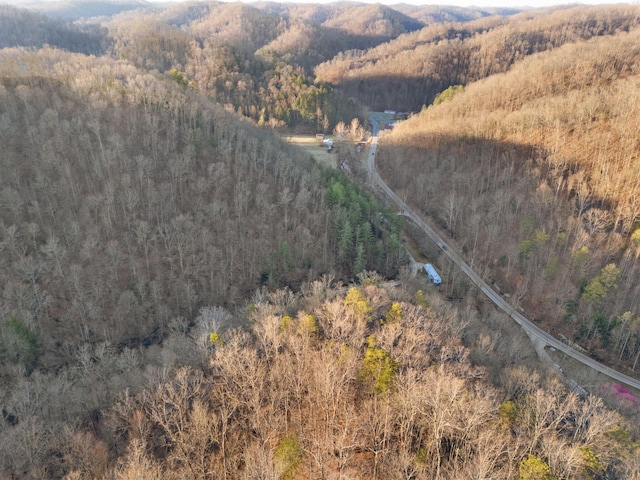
left=104, top=1, right=513, bottom=128
left=0, top=3, right=107, bottom=53
left=0, top=50, right=329, bottom=349
left=98, top=282, right=631, bottom=479
left=0, top=43, right=403, bottom=475
left=316, top=5, right=640, bottom=111
left=21, top=0, right=151, bottom=21
left=378, top=25, right=640, bottom=375
left=3, top=4, right=640, bottom=477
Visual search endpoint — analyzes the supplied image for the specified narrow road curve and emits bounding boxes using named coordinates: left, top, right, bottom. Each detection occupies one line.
left=367, top=114, right=640, bottom=392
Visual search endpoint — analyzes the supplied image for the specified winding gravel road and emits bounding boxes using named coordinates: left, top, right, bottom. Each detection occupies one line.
left=367, top=113, right=640, bottom=392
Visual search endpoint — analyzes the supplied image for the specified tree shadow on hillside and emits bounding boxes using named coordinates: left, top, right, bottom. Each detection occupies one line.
left=337, top=74, right=451, bottom=113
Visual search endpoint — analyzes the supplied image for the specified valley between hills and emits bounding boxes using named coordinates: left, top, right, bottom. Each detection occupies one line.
left=2, top=1, right=640, bottom=477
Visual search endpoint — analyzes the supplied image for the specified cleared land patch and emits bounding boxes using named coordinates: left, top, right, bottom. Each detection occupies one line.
left=282, top=134, right=337, bottom=169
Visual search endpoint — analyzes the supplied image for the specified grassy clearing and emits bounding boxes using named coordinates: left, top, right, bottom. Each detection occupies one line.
left=282, top=134, right=337, bottom=169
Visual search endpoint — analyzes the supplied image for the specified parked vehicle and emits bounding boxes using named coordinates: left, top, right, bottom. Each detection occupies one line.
left=424, top=263, right=441, bottom=286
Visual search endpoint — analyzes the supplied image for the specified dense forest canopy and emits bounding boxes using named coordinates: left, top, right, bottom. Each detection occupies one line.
left=315, top=4, right=640, bottom=111
left=0, top=3, right=107, bottom=53
left=2, top=1, right=640, bottom=478
left=379, top=16, right=640, bottom=375
left=0, top=43, right=404, bottom=476
left=79, top=282, right=640, bottom=479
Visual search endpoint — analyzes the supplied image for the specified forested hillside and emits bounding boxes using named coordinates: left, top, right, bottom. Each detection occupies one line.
left=19, top=0, right=151, bottom=21
left=2, top=1, right=514, bottom=129
left=2, top=1, right=640, bottom=477
left=393, top=4, right=520, bottom=24
left=0, top=43, right=404, bottom=476
left=102, top=0, right=455, bottom=129
left=4, top=276, right=640, bottom=478
left=379, top=18, right=640, bottom=376
left=0, top=3, right=107, bottom=53
left=316, top=5, right=640, bottom=111
left=94, top=283, right=640, bottom=479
